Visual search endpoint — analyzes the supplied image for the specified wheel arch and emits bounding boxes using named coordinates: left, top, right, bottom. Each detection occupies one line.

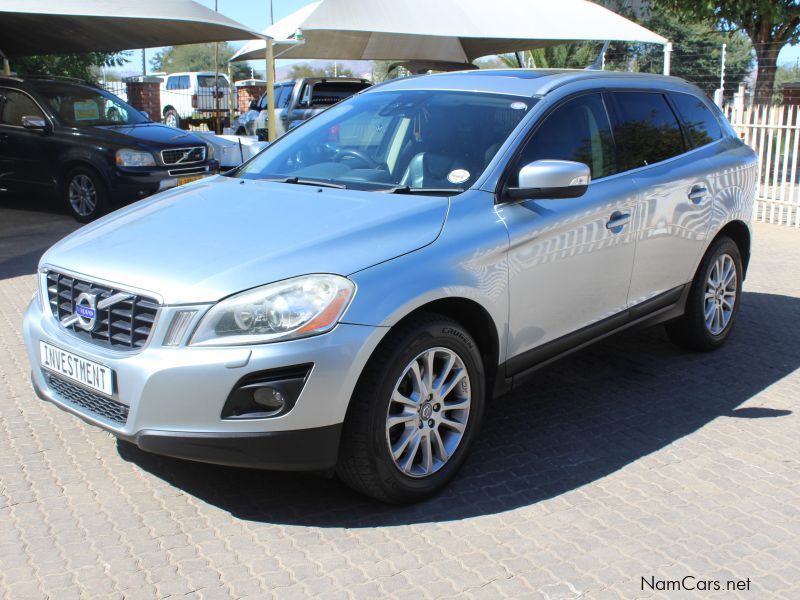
left=59, top=158, right=111, bottom=190
left=712, top=220, right=751, bottom=276
left=360, top=297, right=502, bottom=402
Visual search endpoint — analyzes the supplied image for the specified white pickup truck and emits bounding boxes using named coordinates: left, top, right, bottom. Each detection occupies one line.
left=160, top=71, right=230, bottom=129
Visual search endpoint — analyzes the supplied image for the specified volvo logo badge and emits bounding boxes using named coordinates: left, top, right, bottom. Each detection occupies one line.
left=73, top=292, right=98, bottom=331
left=60, top=292, right=133, bottom=332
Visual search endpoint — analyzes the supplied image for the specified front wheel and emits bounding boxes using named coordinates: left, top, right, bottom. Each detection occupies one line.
left=666, top=236, right=743, bottom=351
left=63, top=167, right=108, bottom=222
left=337, top=314, right=486, bottom=503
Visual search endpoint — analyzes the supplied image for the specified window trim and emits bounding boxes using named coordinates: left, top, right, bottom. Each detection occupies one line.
left=495, top=89, right=618, bottom=203
left=0, top=86, right=53, bottom=130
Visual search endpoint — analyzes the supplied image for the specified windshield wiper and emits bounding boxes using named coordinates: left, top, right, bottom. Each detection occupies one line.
left=270, top=177, right=347, bottom=189
left=382, top=186, right=463, bottom=196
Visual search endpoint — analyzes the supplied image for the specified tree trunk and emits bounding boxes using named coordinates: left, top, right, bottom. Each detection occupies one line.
left=753, top=42, right=781, bottom=105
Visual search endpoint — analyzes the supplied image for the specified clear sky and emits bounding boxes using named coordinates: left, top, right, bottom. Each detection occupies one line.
left=126, top=0, right=800, bottom=73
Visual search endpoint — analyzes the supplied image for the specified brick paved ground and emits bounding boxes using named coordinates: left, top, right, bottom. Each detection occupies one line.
left=1, top=198, right=798, bottom=599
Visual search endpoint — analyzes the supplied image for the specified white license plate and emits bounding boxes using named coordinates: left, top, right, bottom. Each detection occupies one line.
left=39, top=341, right=114, bottom=397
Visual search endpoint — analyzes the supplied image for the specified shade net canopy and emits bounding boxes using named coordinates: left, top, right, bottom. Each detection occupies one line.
left=231, top=0, right=667, bottom=63
left=0, top=0, right=267, bottom=58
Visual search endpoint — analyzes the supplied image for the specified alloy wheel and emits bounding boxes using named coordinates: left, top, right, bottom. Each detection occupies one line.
left=704, top=253, right=737, bottom=335
left=385, top=347, right=471, bottom=478
left=68, top=174, right=97, bottom=217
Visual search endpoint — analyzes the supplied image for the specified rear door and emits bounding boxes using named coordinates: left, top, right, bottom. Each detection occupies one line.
left=0, top=88, right=52, bottom=189
left=607, top=91, right=714, bottom=305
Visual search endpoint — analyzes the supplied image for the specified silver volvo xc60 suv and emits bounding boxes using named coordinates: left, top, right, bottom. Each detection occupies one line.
left=23, top=70, right=756, bottom=503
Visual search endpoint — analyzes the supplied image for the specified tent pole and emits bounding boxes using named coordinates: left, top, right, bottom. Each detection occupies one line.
left=663, top=42, right=672, bottom=76
left=1, top=50, right=9, bottom=76
left=265, top=40, right=276, bottom=142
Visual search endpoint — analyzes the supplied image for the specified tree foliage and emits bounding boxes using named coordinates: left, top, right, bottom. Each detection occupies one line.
left=286, top=63, right=355, bottom=79
left=493, top=5, right=752, bottom=99
left=151, top=43, right=250, bottom=81
left=10, top=52, right=128, bottom=82
left=658, top=0, right=800, bottom=102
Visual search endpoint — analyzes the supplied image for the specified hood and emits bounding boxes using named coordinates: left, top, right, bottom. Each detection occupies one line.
left=87, top=123, right=204, bottom=148
left=41, top=177, right=449, bottom=304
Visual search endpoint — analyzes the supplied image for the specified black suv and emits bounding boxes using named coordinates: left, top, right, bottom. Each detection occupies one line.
left=0, top=76, right=219, bottom=221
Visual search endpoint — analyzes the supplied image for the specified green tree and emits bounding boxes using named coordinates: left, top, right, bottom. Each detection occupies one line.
left=151, top=43, right=250, bottom=80
left=634, top=6, right=753, bottom=99
left=10, top=52, right=128, bottom=82
left=659, top=0, right=800, bottom=103
left=287, top=62, right=355, bottom=79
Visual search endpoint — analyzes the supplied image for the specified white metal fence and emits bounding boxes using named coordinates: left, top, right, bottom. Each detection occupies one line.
left=724, top=103, right=800, bottom=227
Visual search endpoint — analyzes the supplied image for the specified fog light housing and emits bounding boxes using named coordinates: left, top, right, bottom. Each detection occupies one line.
left=253, top=387, right=285, bottom=412
left=221, top=364, right=311, bottom=419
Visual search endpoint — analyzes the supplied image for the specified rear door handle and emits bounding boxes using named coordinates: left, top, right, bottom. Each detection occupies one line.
left=606, top=212, right=631, bottom=230
left=688, top=185, right=708, bottom=204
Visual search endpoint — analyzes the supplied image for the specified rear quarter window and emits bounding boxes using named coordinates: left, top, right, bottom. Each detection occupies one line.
left=669, top=92, right=724, bottom=148
left=609, top=91, right=686, bottom=171
left=309, top=82, right=371, bottom=108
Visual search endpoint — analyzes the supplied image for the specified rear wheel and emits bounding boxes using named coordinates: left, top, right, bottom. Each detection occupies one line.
left=666, top=236, right=743, bottom=351
left=63, top=166, right=108, bottom=222
left=164, top=108, right=182, bottom=129
left=337, top=314, right=485, bottom=503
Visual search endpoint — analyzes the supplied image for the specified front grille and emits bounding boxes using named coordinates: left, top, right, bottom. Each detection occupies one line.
left=46, top=271, right=159, bottom=349
left=161, top=146, right=206, bottom=165
left=46, top=372, right=128, bottom=425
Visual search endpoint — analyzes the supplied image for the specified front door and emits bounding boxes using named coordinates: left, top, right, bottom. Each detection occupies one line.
left=0, top=88, right=52, bottom=190
left=501, top=92, right=638, bottom=365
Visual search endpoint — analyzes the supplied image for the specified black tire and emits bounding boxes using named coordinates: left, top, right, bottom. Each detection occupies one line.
left=337, top=313, right=486, bottom=504
left=666, top=236, right=743, bottom=352
left=62, top=166, right=109, bottom=223
left=164, top=108, right=182, bottom=129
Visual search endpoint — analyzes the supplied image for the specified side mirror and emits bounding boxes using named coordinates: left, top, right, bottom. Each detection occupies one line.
left=504, top=160, right=590, bottom=202
left=249, top=99, right=258, bottom=111
left=140, top=110, right=150, bottom=120
left=21, top=115, right=49, bottom=131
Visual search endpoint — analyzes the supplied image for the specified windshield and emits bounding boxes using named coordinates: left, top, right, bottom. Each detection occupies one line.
left=35, top=83, right=148, bottom=127
left=236, top=90, right=535, bottom=192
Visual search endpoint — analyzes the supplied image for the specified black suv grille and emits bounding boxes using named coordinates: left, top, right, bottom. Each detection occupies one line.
left=46, top=271, right=159, bottom=349
left=46, top=372, right=128, bottom=425
left=161, top=146, right=206, bottom=165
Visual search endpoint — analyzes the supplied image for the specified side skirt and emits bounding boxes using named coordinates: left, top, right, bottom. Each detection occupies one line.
left=493, top=284, right=690, bottom=398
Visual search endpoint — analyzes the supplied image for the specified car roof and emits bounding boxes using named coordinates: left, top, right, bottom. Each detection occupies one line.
left=0, top=76, right=99, bottom=92
left=368, top=69, right=702, bottom=98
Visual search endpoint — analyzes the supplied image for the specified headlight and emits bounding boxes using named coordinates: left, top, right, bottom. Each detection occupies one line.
left=116, top=149, right=156, bottom=167
left=189, top=274, right=355, bottom=346
left=205, top=143, right=216, bottom=161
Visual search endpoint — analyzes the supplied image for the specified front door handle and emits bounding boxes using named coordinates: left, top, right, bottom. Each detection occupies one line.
left=606, top=212, right=631, bottom=231
left=688, top=185, right=708, bottom=204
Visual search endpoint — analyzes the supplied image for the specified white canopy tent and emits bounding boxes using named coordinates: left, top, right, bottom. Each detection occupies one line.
left=231, top=0, right=670, bottom=69
left=0, top=0, right=267, bottom=58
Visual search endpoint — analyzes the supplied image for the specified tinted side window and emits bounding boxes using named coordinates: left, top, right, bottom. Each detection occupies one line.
left=514, top=93, right=616, bottom=183
left=670, top=92, right=723, bottom=148
left=280, top=84, right=293, bottom=108
left=610, top=92, right=685, bottom=170
left=166, top=77, right=177, bottom=90
left=179, top=76, right=190, bottom=90
left=0, top=90, right=45, bottom=126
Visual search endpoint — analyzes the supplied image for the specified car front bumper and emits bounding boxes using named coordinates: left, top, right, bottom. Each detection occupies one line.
left=111, top=160, right=220, bottom=201
left=23, top=292, right=386, bottom=470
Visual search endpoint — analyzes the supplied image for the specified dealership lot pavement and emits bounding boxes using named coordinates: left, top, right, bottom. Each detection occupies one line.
left=1, top=197, right=798, bottom=599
